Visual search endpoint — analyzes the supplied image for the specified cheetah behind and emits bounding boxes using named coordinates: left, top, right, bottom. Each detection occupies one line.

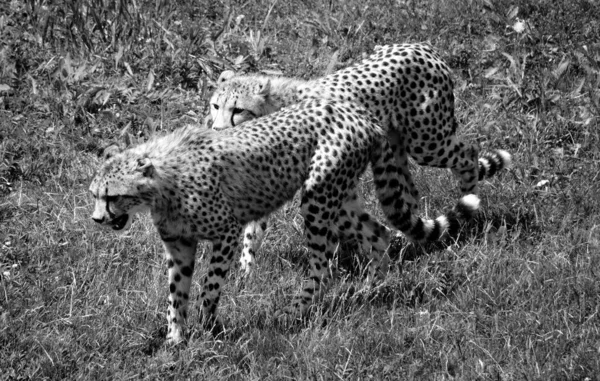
left=209, top=43, right=511, bottom=272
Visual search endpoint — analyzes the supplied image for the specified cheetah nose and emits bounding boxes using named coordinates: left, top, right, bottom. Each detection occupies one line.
left=92, top=216, right=105, bottom=224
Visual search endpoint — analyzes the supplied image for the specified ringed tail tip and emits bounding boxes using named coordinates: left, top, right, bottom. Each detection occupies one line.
left=458, top=194, right=480, bottom=218
left=436, top=215, right=450, bottom=231
left=497, top=149, right=512, bottom=169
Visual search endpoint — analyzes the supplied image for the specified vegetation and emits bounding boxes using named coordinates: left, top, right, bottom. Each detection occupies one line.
left=1, top=0, right=599, bottom=379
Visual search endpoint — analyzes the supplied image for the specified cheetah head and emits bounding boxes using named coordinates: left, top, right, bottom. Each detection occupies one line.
left=89, top=146, right=156, bottom=232
left=209, top=70, right=271, bottom=130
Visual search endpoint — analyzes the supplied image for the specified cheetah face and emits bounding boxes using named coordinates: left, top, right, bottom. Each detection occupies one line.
left=89, top=153, right=155, bottom=232
left=209, top=71, right=270, bottom=130
left=89, top=194, right=135, bottom=231
left=209, top=97, right=258, bottom=130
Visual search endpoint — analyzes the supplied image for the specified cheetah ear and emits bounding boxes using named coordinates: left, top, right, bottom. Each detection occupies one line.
left=136, top=157, right=154, bottom=177
left=102, top=144, right=123, bottom=161
left=218, top=70, right=236, bottom=83
left=256, top=79, right=271, bottom=97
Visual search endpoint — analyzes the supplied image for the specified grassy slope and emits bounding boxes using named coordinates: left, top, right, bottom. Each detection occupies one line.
left=1, top=0, right=600, bottom=379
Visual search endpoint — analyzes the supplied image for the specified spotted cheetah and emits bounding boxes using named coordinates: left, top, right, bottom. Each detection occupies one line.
left=209, top=43, right=511, bottom=273
left=90, top=99, right=479, bottom=344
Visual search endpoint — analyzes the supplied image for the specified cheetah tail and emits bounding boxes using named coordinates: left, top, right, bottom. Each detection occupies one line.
left=478, top=149, right=512, bottom=181
left=371, top=143, right=480, bottom=243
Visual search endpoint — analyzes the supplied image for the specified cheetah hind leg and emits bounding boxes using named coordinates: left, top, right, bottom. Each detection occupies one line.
left=335, top=193, right=393, bottom=281
left=411, top=133, right=511, bottom=196
left=448, top=142, right=480, bottom=195
left=373, top=137, right=480, bottom=243
left=288, top=190, right=393, bottom=318
left=286, top=176, right=356, bottom=318
left=388, top=130, right=419, bottom=214
left=240, top=218, right=268, bottom=274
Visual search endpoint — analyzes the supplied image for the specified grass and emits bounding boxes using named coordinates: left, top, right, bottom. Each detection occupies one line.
left=1, top=0, right=600, bottom=379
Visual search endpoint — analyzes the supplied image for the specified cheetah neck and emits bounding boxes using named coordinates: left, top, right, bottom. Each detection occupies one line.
left=132, top=125, right=212, bottom=217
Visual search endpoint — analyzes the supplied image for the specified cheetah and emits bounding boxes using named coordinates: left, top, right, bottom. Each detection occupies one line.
left=209, top=43, right=511, bottom=273
left=90, top=99, right=479, bottom=344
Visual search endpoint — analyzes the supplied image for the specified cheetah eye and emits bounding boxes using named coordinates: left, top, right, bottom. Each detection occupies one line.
left=232, top=107, right=244, bottom=115
left=106, top=195, right=120, bottom=203
left=212, top=104, right=219, bottom=110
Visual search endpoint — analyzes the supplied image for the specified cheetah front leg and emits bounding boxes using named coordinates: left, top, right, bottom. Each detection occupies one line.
left=240, top=218, right=268, bottom=274
left=199, top=228, right=241, bottom=330
left=163, top=237, right=198, bottom=345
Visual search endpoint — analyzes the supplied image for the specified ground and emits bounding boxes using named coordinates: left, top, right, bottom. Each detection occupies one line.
left=1, top=0, right=599, bottom=379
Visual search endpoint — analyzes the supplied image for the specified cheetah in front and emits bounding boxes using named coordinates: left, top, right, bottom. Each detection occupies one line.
left=90, top=99, right=479, bottom=344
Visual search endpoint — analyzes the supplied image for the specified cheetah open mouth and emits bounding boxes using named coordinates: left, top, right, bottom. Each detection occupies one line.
left=111, top=214, right=130, bottom=231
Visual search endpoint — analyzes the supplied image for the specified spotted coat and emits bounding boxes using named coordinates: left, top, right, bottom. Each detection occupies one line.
left=209, top=43, right=511, bottom=272
left=90, top=99, right=479, bottom=344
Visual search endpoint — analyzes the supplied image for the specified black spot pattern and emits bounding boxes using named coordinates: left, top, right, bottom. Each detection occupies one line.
left=92, top=42, right=515, bottom=342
